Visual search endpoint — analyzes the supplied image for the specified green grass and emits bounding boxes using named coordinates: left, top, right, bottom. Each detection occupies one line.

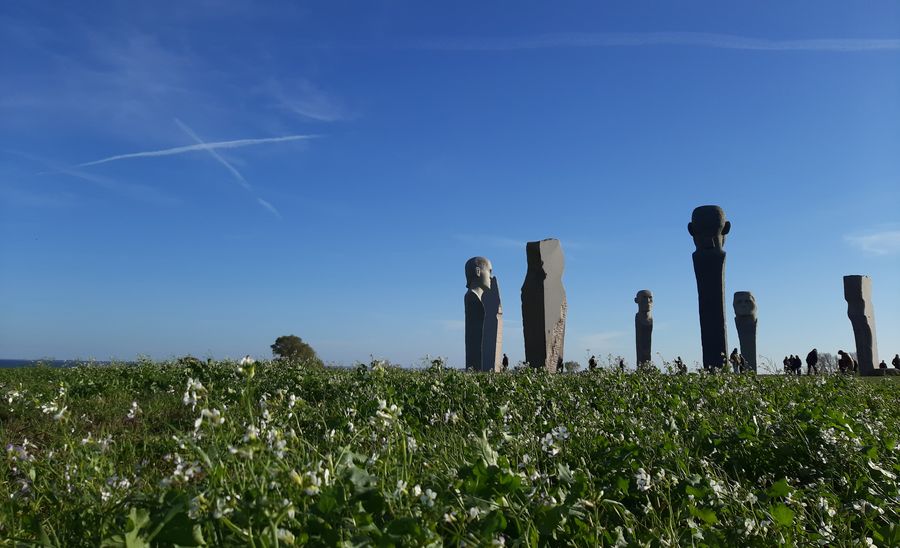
left=2, top=360, right=899, bottom=546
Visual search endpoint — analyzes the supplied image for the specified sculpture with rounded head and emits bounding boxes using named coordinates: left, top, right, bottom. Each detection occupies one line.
left=465, top=257, right=493, bottom=296
left=688, top=205, right=731, bottom=252
left=733, top=291, right=757, bottom=318
left=634, top=290, right=653, bottom=314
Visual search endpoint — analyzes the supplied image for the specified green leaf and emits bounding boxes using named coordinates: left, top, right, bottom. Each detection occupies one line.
left=386, top=517, right=421, bottom=537
left=154, top=512, right=205, bottom=546
left=770, top=504, right=794, bottom=527
left=124, top=508, right=151, bottom=548
left=685, top=485, right=705, bottom=498
left=690, top=506, right=717, bottom=525
left=480, top=510, right=507, bottom=535
left=767, top=479, right=791, bottom=498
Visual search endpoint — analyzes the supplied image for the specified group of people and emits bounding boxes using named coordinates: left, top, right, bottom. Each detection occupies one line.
left=729, top=348, right=750, bottom=373
left=782, top=349, right=900, bottom=375
left=782, top=349, right=821, bottom=375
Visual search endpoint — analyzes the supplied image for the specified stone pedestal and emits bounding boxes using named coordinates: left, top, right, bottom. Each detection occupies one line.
left=634, top=290, right=653, bottom=367
left=844, top=275, right=878, bottom=376
left=481, top=277, right=503, bottom=372
left=734, top=291, right=758, bottom=372
left=521, top=239, right=566, bottom=373
left=688, top=206, right=730, bottom=371
left=464, top=258, right=503, bottom=372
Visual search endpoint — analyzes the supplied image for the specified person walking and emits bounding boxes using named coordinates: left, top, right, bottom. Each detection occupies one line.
left=838, top=350, right=853, bottom=374
left=893, top=354, right=900, bottom=369
left=729, top=348, right=742, bottom=373
left=806, top=348, right=819, bottom=375
left=588, top=355, right=597, bottom=371
left=501, top=353, right=509, bottom=371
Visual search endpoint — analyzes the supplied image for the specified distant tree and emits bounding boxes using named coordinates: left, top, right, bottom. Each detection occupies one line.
left=271, top=335, right=319, bottom=364
left=563, top=360, right=581, bottom=373
left=818, top=352, right=837, bottom=374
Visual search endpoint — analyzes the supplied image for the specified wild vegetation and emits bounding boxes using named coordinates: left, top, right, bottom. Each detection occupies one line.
left=2, top=359, right=899, bottom=546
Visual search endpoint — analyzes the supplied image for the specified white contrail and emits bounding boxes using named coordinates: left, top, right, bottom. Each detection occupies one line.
left=174, top=118, right=251, bottom=191
left=257, top=198, right=282, bottom=219
left=78, top=133, right=318, bottom=168
left=418, top=32, right=900, bottom=52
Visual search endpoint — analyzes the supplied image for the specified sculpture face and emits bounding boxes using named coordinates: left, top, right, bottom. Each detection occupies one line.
left=634, top=290, right=653, bottom=313
left=465, top=257, right=492, bottom=291
left=733, top=292, right=757, bottom=317
left=688, top=205, right=731, bottom=251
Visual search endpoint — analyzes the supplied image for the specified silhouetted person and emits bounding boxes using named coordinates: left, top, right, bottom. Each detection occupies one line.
left=729, top=348, right=742, bottom=373
left=837, top=350, right=853, bottom=374
left=893, top=354, right=900, bottom=369
left=588, top=355, right=597, bottom=371
left=674, top=356, right=687, bottom=375
left=806, top=348, right=819, bottom=375
left=783, top=356, right=790, bottom=374
left=879, top=360, right=887, bottom=370
left=501, top=353, right=509, bottom=371
left=617, top=358, right=626, bottom=371
left=794, top=355, right=803, bottom=376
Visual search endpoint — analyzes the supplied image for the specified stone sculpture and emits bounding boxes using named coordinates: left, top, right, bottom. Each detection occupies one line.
left=634, top=290, right=653, bottom=367
left=733, top=291, right=758, bottom=372
left=521, top=239, right=566, bottom=373
left=843, top=275, right=878, bottom=376
left=688, top=205, right=730, bottom=370
left=464, top=257, right=503, bottom=372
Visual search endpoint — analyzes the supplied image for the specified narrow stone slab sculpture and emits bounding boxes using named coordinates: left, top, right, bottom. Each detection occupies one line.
left=634, top=290, right=653, bottom=367
left=733, top=291, right=758, bottom=372
left=464, top=257, right=503, bottom=372
left=688, top=205, right=730, bottom=370
left=844, top=275, right=878, bottom=376
left=521, top=239, right=566, bottom=373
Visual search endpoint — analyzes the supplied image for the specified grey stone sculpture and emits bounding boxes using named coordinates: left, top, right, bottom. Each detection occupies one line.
left=844, top=275, right=878, bottom=376
left=634, top=290, right=653, bottom=367
left=688, top=205, right=730, bottom=370
left=733, top=291, right=758, bottom=372
left=521, top=239, right=566, bottom=373
left=464, top=257, right=503, bottom=372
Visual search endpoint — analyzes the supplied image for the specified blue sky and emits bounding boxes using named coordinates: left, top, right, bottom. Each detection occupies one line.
left=1, top=1, right=899, bottom=369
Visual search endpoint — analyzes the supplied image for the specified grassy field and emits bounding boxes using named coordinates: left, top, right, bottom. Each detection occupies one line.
left=2, top=360, right=899, bottom=546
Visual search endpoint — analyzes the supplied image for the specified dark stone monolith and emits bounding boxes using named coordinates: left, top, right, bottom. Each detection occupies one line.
left=521, top=239, right=566, bottom=373
left=634, top=290, right=653, bottom=367
left=464, top=257, right=503, bottom=372
left=733, top=291, right=758, bottom=372
left=844, top=275, right=878, bottom=376
left=688, top=205, right=730, bottom=370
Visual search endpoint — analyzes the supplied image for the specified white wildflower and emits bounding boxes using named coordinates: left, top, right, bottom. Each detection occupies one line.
left=635, top=468, right=653, bottom=492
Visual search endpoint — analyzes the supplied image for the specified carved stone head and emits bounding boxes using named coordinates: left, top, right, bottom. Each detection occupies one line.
left=634, top=290, right=653, bottom=313
left=733, top=291, right=757, bottom=318
left=465, top=257, right=493, bottom=291
left=688, top=205, right=731, bottom=251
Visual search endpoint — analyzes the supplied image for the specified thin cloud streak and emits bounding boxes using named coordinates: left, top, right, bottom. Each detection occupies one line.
left=416, top=32, right=900, bottom=52
left=256, top=198, right=282, bottom=219
left=77, top=134, right=318, bottom=168
left=845, top=230, right=900, bottom=255
left=7, top=150, right=178, bottom=206
left=175, top=118, right=250, bottom=190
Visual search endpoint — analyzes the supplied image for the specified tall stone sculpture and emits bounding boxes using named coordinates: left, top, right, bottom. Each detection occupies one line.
left=688, top=205, right=730, bottom=370
left=844, top=275, right=878, bottom=376
left=521, top=239, right=566, bottom=373
left=733, top=291, right=758, bottom=372
left=634, top=290, right=653, bottom=367
left=464, top=257, right=503, bottom=372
